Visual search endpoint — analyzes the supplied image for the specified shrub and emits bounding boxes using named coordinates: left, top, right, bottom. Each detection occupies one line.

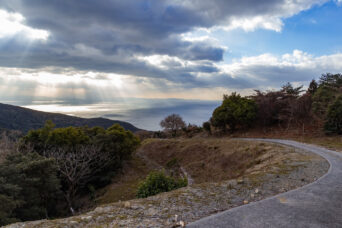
left=202, top=121, right=211, bottom=134
left=136, top=171, right=187, bottom=198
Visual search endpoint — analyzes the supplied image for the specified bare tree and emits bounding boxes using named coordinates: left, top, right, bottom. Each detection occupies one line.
left=0, top=133, right=25, bottom=161
left=46, top=145, right=111, bottom=214
left=160, top=114, right=186, bottom=137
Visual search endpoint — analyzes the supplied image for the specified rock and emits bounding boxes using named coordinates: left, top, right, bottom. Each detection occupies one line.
left=94, top=206, right=111, bottom=213
left=255, top=188, right=260, bottom=194
left=243, top=200, right=249, bottom=204
left=124, top=201, right=131, bottom=208
left=70, top=221, right=78, bottom=224
left=146, top=208, right=158, bottom=216
left=179, top=220, right=185, bottom=227
left=250, top=193, right=255, bottom=199
left=131, top=205, right=141, bottom=210
left=81, top=216, right=92, bottom=221
left=237, top=179, right=244, bottom=184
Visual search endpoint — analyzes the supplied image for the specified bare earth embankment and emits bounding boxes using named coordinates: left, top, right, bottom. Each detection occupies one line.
left=6, top=138, right=329, bottom=228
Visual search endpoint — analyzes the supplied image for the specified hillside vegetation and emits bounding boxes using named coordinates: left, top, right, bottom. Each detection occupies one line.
left=0, top=122, right=140, bottom=226
left=4, top=138, right=328, bottom=227
left=209, top=73, right=342, bottom=136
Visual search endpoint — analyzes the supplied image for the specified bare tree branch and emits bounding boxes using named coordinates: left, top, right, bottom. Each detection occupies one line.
left=45, top=145, right=111, bottom=214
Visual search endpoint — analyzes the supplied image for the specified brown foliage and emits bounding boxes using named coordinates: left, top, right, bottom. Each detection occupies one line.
left=251, top=83, right=314, bottom=131
left=160, top=114, right=186, bottom=136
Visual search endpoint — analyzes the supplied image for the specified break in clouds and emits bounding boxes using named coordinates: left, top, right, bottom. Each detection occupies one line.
left=0, top=0, right=342, bottom=102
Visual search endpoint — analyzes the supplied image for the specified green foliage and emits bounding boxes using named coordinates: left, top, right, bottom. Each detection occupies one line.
left=319, top=73, right=342, bottom=88
left=19, top=121, right=140, bottom=216
left=281, top=82, right=304, bottom=96
left=21, top=122, right=139, bottom=173
left=136, top=171, right=187, bottom=198
left=0, top=152, right=60, bottom=226
left=312, top=85, right=338, bottom=116
left=324, top=96, right=342, bottom=134
left=312, top=74, right=342, bottom=117
left=211, top=92, right=257, bottom=132
left=166, top=158, right=179, bottom=168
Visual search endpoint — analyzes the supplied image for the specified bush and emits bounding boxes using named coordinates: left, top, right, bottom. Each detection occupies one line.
left=202, top=121, right=211, bottom=134
left=324, top=95, right=342, bottom=134
left=136, top=171, right=187, bottom=198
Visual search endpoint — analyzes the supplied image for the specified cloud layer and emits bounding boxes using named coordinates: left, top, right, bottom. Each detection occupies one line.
left=0, top=0, right=340, bottom=104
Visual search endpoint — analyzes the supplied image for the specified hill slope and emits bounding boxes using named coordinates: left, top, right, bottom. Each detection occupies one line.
left=0, top=103, right=140, bottom=132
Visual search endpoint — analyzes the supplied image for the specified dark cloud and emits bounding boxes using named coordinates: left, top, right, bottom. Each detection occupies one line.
left=0, top=0, right=326, bottom=89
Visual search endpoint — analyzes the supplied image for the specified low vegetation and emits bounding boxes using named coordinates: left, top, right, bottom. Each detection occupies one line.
left=136, top=171, right=187, bottom=198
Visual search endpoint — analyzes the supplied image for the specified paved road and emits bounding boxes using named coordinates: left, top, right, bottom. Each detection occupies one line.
left=187, top=139, right=342, bottom=228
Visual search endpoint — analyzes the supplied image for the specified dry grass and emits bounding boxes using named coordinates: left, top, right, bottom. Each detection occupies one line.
left=297, top=136, right=342, bottom=152
left=96, top=137, right=321, bottom=206
left=230, top=124, right=342, bottom=153
left=137, top=138, right=313, bottom=183
left=95, top=155, right=153, bottom=205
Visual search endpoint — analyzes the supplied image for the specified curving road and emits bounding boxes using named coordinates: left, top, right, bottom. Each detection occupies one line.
left=187, top=139, right=342, bottom=228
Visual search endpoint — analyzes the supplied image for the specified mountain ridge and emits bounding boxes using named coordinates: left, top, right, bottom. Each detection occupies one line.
left=0, top=103, right=141, bottom=133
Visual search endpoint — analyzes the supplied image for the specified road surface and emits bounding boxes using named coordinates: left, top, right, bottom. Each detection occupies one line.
left=187, top=139, right=342, bottom=228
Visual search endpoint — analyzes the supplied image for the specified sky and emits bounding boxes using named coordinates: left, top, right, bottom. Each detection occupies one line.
left=0, top=0, right=342, bottom=130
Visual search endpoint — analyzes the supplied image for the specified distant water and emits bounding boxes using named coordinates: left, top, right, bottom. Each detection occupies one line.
left=5, top=98, right=220, bottom=131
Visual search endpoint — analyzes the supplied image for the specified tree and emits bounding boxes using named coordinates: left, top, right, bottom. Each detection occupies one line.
left=312, top=84, right=339, bottom=117
left=211, top=93, right=257, bottom=132
left=324, top=95, right=342, bottom=134
left=312, top=74, right=342, bottom=117
left=20, top=122, right=140, bottom=214
left=46, top=145, right=110, bottom=214
left=307, top=79, right=318, bottom=95
left=160, top=114, right=186, bottom=136
left=281, top=82, right=304, bottom=96
left=251, top=82, right=312, bottom=130
left=319, top=73, right=342, bottom=88
left=0, top=152, right=60, bottom=226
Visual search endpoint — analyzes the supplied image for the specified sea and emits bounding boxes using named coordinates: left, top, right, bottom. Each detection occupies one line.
left=4, top=98, right=220, bottom=131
